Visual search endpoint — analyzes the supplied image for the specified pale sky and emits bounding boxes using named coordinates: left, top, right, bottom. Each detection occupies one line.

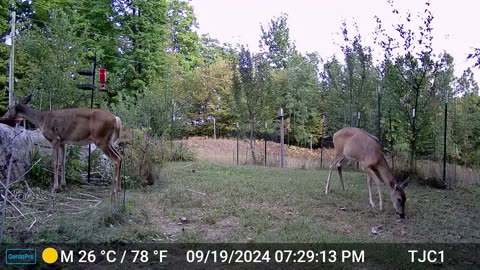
left=190, top=0, right=480, bottom=82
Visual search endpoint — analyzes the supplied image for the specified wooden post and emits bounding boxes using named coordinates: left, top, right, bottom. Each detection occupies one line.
left=213, top=117, right=216, bottom=140
left=310, top=134, right=312, bottom=151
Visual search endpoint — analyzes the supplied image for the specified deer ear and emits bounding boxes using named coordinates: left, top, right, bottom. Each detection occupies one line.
left=389, top=180, right=396, bottom=189
left=399, top=177, right=410, bottom=189
left=21, top=94, right=32, bottom=105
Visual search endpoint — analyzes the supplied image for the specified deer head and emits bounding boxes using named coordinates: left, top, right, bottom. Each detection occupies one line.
left=5, top=94, right=32, bottom=118
left=389, top=177, right=410, bottom=218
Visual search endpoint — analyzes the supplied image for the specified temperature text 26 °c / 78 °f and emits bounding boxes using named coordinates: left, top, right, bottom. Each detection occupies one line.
left=59, top=249, right=168, bottom=264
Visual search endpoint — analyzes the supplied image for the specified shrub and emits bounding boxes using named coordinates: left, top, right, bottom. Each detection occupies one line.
left=65, top=145, right=87, bottom=184
left=165, top=141, right=196, bottom=162
left=28, top=145, right=89, bottom=190
left=121, top=130, right=165, bottom=187
left=28, top=149, right=52, bottom=189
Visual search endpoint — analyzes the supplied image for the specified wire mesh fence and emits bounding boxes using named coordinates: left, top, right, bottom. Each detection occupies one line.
left=180, top=126, right=480, bottom=188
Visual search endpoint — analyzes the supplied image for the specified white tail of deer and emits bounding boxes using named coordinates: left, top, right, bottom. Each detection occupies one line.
left=6, top=94, right=122, bottom=200
left=325, top=127, right=410, bottom=218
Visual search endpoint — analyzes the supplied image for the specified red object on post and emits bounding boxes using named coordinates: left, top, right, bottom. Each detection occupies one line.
left=99, top=68, right=107, bottom=90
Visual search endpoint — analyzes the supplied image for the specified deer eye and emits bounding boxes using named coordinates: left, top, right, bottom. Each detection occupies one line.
left=397, top=198, right=402, bottom=203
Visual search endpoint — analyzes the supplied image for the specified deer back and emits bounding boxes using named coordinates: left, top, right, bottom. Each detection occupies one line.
left=42, top=108, right=118, bottom=146
left=334, top=127, right=384, bottom=167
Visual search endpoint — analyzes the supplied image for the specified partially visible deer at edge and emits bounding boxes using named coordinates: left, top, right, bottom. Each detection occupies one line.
left=325, top=127, right=410, bottom=218
left=5, top=94, right=123, bottom=201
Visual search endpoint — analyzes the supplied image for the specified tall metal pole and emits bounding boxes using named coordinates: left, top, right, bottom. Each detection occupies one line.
left=7, top=11, right=16, bottom=107
left=357, top=111, right=361, bottom=170
left=357, top=111, right=361, bottom=128
left=87, top=52, right=97, bottom=183
left=236, top=123, right=239, bottom=165
left=320, top=114, right=325, bottom=168
left=279, top=108, right=284, bottom=168
left=443, top=91, right=448, bottom=184
left=377, top=84, right=382, bottom=144
left=171, top=98, right=175, bottom=148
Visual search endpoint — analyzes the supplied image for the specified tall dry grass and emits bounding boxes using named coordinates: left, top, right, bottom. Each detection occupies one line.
left=386, top=155, right=480, bottom=188
left=181, top=137, right=332, bottom=169
left=182, top=137, right=480, bottom=188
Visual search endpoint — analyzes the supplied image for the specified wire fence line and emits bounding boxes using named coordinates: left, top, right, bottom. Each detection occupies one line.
left=182, top=130, right=480, bottom=188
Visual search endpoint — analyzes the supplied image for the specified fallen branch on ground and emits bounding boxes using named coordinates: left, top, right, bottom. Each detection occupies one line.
left=27, top=217, right=36, bottom=232
left=186, top=189, right=207, bottom=196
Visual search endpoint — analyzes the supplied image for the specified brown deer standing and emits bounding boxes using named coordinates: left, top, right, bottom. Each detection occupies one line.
left=325, top=127, right=410, bottom=218
left=5, top=94, right=122, bottom=200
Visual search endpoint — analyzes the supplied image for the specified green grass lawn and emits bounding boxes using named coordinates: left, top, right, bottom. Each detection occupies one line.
left=7, top=161, right=480, bottom=244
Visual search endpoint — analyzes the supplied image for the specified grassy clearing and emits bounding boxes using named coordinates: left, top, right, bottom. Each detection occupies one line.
left=7, top=161, right=480, bottom=244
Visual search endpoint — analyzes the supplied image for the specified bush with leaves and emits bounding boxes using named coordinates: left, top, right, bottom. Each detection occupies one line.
left=28, top=146, right=89, bottom=190
left=165, top=141, right=196, bottom=162
left=28, top=150, right=52, bottom=189
left=121, top=130, right=165, bottom=187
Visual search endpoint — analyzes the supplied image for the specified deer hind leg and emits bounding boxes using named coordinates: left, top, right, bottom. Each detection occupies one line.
left=98, top=142, right=122, bottom=201
left=325, top=156, right=343, bottom=194
left=51, top=141, right=60, bottom=193
left=336, top=156, right=348, bottom=191
left=59, top=144, right=67, bottom=188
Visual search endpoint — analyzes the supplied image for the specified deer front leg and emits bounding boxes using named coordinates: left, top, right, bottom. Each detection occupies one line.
left=366, top=168, right=383, bottom=211
left=376, top=180, right=384, bottom=211
left=367, top=174, right=375, bottom=208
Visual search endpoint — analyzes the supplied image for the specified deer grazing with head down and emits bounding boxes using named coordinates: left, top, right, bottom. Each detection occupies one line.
left=325, top=127, right=410, bottom=218
left=5, top=94, right=122, bottom=200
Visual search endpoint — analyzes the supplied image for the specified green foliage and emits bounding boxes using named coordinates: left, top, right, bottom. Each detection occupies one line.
left=259, top=13, right=293, bottom=69
left=8, top=0, right=480, bottom=174
left=167, top=0, right=200, bottom=70
left=374, top=1, right=449, bottom=171
left=165, top=141, right=196, bottom=162
left=28, top=146, right=88, bottom=190
left=16, top=10, right=91, bottom=110
left=232, top=46, right=272, bottom=162
left=109, top=72, right=180, bottom=137
left=65, top=145, right=87, bottom=184
left=28, top=150, right=52, bottom=189
left=0, top=2, right=10, bottom=112
left=113, top=0, right=168, bottom=97
left=182, top=57, right=236, bottom=137
left=284, top=52, right=322, bottom=145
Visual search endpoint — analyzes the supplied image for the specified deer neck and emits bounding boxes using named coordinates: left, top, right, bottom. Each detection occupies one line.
left=16, top=104, right=46, bottom=130
left=376, top=158, right=397, bottom=190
